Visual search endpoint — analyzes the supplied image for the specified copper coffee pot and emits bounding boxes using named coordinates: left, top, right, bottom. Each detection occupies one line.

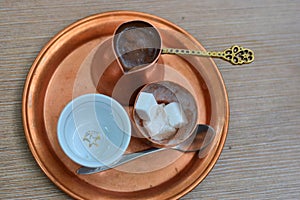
left=91, top=20, right=164, bottom=106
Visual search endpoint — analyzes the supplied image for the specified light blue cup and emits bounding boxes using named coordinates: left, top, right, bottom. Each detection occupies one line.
left=57, top=94, right=131, bottom=168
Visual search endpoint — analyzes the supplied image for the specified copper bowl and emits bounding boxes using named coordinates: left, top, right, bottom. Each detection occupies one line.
left=133, top=81, right=198, bottom=148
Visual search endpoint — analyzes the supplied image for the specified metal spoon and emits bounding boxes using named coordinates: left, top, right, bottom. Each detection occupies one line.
left=77, top=124, right=215, bottom=175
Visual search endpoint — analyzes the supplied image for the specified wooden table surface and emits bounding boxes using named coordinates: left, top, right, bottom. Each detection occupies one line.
left=1, top=0, right=299, bottom=199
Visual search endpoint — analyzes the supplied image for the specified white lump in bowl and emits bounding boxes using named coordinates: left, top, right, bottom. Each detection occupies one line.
left=135, top=92, right=187, bottom=141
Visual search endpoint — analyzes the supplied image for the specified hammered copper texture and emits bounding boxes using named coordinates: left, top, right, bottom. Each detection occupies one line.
left=22, top=11, right=229, bottom=199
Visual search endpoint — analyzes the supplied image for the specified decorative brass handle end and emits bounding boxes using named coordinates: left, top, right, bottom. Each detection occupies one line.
left=218, top=45, right=254, bottom=65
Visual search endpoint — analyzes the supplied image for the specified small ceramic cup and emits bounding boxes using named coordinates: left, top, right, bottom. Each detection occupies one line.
left=57, top=94, right=131, bottom=168
left=133, top=81, right=198, bottom=148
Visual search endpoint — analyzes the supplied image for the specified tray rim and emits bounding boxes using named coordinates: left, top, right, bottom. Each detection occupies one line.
left=22, top=10, right=229, bottom=199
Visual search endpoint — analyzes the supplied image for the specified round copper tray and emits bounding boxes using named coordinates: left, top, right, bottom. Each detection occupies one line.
left=22, top=11, right=229, bottom=199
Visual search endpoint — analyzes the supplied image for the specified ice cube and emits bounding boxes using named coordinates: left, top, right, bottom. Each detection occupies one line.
left=164, top=102, right=188, bottom=128
left=144, top=104, right=176, bottom=140
left=135, top=92, right=157, bottom=121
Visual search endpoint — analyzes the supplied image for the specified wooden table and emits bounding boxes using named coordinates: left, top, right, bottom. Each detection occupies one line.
left=1, top=0, right=299, bottom=199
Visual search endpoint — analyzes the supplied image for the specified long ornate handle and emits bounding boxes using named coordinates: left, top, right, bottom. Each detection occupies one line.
left=162, top=45, right=254, bottom=65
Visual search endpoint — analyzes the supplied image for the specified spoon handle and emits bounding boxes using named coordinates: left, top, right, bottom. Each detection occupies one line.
left=162, top=45, right=254, bottom=65
left=112, top=148, right=165, bottom=167
left=77, top=148, right=165, bottom=175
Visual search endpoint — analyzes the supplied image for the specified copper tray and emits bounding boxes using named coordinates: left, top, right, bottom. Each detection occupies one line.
left=22, top=11, right=229, bottom=199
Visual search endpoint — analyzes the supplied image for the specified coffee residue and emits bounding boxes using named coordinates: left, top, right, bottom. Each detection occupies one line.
left=114, top=23, right=161, bottom=72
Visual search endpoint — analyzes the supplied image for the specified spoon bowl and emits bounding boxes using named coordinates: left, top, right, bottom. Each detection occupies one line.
left=176, top=124, right=215, bottom=153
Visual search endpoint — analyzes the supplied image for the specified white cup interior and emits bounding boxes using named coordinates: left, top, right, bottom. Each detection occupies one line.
left=57, top=94, right=131, bottom=168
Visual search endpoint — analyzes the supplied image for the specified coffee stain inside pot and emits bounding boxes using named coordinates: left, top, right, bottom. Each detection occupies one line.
left=114, top=21, right=161, bottom=72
